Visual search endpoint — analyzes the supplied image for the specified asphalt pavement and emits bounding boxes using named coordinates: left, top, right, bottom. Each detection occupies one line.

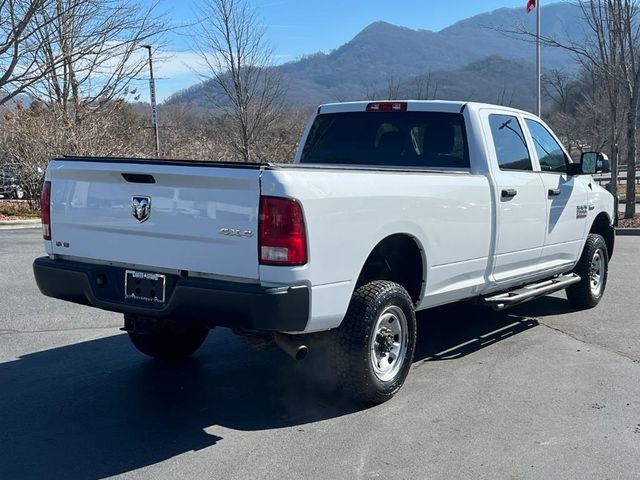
left=1, top=229, right=639, bottom=480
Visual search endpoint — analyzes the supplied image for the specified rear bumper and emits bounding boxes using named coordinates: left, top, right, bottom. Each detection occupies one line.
left=33, top=257, right=310, bottom=332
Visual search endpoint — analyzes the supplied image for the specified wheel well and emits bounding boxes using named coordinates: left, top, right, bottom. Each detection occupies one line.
left=356, top=234, right=424, bottom=303
left=590, top=212, right=615, bottom=259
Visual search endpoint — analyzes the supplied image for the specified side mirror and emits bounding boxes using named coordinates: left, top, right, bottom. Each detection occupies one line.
left=576, top=152, right=610, bottom=175
left=598, top=153, right=611, bottom=174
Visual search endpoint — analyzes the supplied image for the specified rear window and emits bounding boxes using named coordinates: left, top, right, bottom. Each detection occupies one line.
left=299, top=111, right=470, bottom=169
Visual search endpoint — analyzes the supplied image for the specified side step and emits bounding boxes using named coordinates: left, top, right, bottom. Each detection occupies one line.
left=483, top=273, right=581, bottom=311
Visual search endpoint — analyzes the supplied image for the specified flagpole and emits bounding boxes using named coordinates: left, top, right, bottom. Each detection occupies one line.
left=536, top=0, right=541, bottom=117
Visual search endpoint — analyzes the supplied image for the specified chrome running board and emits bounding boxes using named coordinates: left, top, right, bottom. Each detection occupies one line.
left=483, top=273, right=581, bottom=311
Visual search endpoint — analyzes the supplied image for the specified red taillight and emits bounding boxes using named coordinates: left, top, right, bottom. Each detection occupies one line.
left=259, top=196, right=307, bottom=266
left=41, top=181, right=51, bottom=240
left=366, top=102, right=407, bottom=112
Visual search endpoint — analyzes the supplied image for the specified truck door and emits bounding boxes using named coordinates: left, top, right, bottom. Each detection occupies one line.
left=485, top=112, right=547, bottom=282
left=524, top=118, right=590, bottom=270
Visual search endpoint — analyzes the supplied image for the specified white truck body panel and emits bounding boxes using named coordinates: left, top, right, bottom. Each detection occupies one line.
left=260, top=168, right=492, bottom=331
left=39, top=101, right=616, bottom=335
left=490, top=168, right=548, bottom=282
left=538, top=172, right=591, bottom=268
left=46, top=161, right=261, bottom=281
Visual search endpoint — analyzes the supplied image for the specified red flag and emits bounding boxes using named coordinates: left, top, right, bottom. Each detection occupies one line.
left=526, top=0, right=536, bottom=13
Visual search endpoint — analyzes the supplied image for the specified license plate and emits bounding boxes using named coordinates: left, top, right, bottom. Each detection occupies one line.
left=125, top=270, right=166, bottom=304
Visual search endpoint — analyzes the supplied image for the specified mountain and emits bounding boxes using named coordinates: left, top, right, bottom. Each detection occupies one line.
left=394, top=55, right=539, bottom=110
left=0, top=93, right=32, bottom=109
left=167, top=2, right=585, bottom=109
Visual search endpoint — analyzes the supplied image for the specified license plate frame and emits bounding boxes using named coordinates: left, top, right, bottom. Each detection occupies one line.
left=124, top=270, right=166, bottom=304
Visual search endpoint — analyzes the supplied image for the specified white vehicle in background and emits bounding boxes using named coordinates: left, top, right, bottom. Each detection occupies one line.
left=34, top=101, right=616, bottom=403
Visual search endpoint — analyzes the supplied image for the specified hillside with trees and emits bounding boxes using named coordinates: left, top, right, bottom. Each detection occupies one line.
left=0, top=0, right=638, bottom=218
left=167, top=3, right=584, bottom=108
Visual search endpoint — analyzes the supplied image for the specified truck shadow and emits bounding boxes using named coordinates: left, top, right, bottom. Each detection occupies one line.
left=413, top=302, right=540, bottom=363
left=0, top=298, right=563, bottom=479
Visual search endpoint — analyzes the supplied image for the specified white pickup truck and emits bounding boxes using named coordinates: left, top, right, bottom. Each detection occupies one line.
left=34, top=101, right=616, bottom=403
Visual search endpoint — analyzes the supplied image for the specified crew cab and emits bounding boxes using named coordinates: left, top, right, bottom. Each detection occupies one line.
left=33, top=101, right=616, bottom=403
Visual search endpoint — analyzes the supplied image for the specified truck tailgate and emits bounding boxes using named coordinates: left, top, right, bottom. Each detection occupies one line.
left=48, top=159, right=261, bottom=281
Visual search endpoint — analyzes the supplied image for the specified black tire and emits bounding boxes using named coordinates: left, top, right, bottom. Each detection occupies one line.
left=566, top=233, right=609, bottom=309
left=333, top=280, right=417, bottom=404
left=128, top=324, right=209, bottom=360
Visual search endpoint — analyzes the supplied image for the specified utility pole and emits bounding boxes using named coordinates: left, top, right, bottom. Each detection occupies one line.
left=536, top=0, right=541, bottom=117
left=142, top=45, right=160, bottom=158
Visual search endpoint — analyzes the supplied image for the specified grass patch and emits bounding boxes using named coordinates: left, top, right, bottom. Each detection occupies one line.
left=0, top=201, right=40, bottom=219
left=618, top=213, right=640, bottom=229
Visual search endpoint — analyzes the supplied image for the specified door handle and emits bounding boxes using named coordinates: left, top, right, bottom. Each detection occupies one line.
left=122, top=173, right=156, bottom=184
left=548, top=188, right=561, bottom=197
left=501, top=189, right=518, bottom=198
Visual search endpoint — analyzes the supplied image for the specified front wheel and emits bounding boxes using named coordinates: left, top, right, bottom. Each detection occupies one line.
left=334, top=281, right=417, bottom=404
left=128, top=323, right=209, bottom=360
left=566, top=233, right=609, bottom=309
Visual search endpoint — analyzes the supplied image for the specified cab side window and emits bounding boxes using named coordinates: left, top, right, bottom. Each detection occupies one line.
left=525, top=119, right=568, bottom=173
left=489, top=114, right=532, bottom=171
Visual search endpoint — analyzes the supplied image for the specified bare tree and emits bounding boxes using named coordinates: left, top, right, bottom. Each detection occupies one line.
left=546, top=73, right=612, bottom=159
left=0, top=0, right=63, bottom=106
left=364, top=74, right=440, bottom=102
left=0, top=99, right=148, bottom=207
left=495, top=80, right=516, bottom=107
left=575, top=0, right=638, bottom=213
left=385, top=76, right=400, bottom=100
left=607, top=0, right=640, bottom=214
left=28, top=0, right=166, bottom=128
left=364, top=82, right=379, bottom=100
left=553, top=2, right=625, bottom=199
left=569, top=0, right=640, bottom=215
left=507, top=1, right=637, bottom=215
left=409, top=73, right=439, bottom=100
left=0, top=0, right=165, bottom=202
left=194, top=0, right=283, bottom=162
left=543, top=69, right=578, bottom=112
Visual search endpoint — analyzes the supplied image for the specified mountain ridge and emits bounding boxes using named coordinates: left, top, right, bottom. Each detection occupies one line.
left=166, top=2, right=584, bottom=109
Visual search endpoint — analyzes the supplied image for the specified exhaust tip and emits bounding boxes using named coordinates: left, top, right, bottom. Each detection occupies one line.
left=274, top=332, right=308, bottom=361
left=295, top=345, right=308, bottom=361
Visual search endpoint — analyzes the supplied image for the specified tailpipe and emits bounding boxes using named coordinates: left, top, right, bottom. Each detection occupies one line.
left=273, top=332, right=308, bottom=361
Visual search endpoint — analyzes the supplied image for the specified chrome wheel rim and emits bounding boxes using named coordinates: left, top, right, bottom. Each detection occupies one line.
left=589, top=248, right=605, bottom=297
left=370, top=305, right=408, bottom=382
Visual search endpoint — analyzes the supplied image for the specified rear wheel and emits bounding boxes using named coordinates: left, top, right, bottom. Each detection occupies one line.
left=566, top=233, right=609, bottom=309
left=128, top=322, right=209, bottom=360
left=333, top=281, right=417, bottom=404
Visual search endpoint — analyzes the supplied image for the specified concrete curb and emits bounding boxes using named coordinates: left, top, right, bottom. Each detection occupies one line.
left=1, top=220, right=639, bottom=235
left=616, top=228, right=640, bottom=236
left=0, top=219, right=40, bottom=230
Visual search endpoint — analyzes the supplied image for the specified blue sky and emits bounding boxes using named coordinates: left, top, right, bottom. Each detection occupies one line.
left=148, top=0, right=539, bottom=101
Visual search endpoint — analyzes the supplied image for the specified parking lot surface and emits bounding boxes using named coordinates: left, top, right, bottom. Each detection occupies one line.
left=1, top=229, right=639, bottom=480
